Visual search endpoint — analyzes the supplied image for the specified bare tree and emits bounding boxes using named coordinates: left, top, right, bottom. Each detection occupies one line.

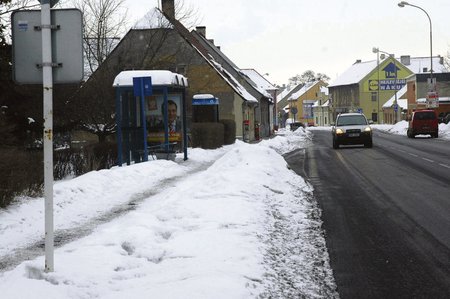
left=172, top=0, right=200, bottom=29
left=70, top=0, right=128, bottom=79
left=289, top=70, right=330, bottom=87
left=65, top=0, right=201, bottom=143
left=445, top=50, right=450, bottom=71
left=1, top=0, right=41, bottom=44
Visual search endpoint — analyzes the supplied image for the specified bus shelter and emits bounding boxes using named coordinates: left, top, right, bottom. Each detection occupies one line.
left=113, top=70, right=188, bottom=165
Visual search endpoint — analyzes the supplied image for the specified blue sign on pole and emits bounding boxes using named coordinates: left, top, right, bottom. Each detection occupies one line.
left=133, top=77, right=152, bottom=97
left=133, top=76, right=152, bottom=162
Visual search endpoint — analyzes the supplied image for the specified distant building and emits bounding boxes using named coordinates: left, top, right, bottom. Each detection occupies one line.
left=276, top=83, right=305, bottom=128
left=328, top=55, right=447, bottom=124
left=287, top=80, right=328, bottom=126
left=75, top=0, right=277, bottom=142
left=403, top=72, right=450, bottom=118
left=312, top=86, right=331, bottom=126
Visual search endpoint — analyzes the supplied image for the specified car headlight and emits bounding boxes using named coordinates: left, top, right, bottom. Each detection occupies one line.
left=364, top=126, right=372, bottom=132
left=336, top=128, right=344, bottom=134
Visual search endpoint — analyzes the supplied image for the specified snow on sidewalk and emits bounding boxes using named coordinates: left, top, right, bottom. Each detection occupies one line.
left=0, top=129, right=337, bottom=298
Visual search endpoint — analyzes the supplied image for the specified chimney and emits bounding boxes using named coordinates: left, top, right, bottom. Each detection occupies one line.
left=354, top=59, right=362, bottom=64
left=161, top=0, right=175, bottom=19
left=208, top=39, right=215, bottom=45
left=400, top=55, right=411, bottom=65
left=196, top=26, right=206, bottom=37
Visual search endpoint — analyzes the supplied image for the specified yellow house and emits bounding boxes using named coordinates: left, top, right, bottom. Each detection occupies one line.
left=329, top=56, right=412, bottom=123
left=288, top=80, right=328, bottom=125
left=361, top=56, right=412, bottom=122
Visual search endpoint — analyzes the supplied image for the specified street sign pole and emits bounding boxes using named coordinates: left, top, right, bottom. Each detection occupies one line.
left=41, top=0, right=54, bottom=272
left=12, top=0, right=80, bottom=272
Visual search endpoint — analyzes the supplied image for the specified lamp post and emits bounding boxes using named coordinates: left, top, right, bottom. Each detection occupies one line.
left=372, top=47, right=380, bottom=123
left=373, top=48, right=400, bottom=123
left=398, top=1, right=434, bottom=91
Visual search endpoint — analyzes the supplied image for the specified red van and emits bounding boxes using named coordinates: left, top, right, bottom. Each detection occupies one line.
left=407, top=110, right=438, bottom=138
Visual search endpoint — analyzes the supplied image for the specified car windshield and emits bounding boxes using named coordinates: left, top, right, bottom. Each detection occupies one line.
left=414, top=112, right=436, bottom=120
left=337, top=115, right=367, bottom=126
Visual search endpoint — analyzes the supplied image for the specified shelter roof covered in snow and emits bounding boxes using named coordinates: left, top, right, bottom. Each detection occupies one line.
left=113, top=70, right=188, bottom=87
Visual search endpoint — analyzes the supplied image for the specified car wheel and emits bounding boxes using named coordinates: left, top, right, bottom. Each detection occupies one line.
left=432, top=132, right=438, bottom=138
left=364, top=140, right=373, bottom=148
left=407, top=129, right=414, bottom=138
left=333, top=139, right=339, bottom=149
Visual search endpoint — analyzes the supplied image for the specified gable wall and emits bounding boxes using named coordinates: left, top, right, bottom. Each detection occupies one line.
left=359, top=58, right=412, bottom=122
left=187, top=64, right=240, bottom=123
left=293, top=82, right=327, bottom=124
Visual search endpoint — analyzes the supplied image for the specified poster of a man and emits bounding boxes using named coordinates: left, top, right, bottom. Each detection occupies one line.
left=146, top=95, right=182, bottom=149
left=158, top=100, right=181, bottom=133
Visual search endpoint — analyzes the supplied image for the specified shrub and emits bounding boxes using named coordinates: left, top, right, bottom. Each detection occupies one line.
left=191, top=122, right=224, bottom=149
left=219, top=119, right=236, bottom=145
left=1, top=142, right=118, bottom=208
left=0, top=147, right=43, bottom=208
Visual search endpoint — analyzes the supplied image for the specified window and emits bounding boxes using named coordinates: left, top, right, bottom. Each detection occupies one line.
left=372, top=113, right=378, bottom=122
left=371, top=92, right=377, bottom=102
left=337, top=115, right=368, bottom=126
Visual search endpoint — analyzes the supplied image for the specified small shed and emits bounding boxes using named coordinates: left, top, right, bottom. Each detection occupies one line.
left=192, top=94, right=219, bottom=122
left=113, top=70, right=188, bottom=165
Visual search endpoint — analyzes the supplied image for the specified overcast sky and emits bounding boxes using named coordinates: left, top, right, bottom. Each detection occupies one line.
left=125, top=0, right=450, bottom=86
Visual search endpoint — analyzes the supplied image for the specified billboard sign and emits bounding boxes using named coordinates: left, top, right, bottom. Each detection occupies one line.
left=426, top=91, right=439, bottom=108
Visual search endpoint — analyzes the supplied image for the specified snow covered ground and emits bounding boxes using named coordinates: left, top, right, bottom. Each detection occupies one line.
left=372, top=120, right=450, bottom=140
left=3, top=121, right=447, bottom=298
left=305, top=120, right=450, bottom=140
left=0, top=128, right=338, bottom=298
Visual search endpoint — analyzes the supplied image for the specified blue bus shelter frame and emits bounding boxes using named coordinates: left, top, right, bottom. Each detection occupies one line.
left=115, top=83, right=188, bottom=166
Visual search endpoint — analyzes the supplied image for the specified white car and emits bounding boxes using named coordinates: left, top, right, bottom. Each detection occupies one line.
left=332, top=113, right=373, bottom=149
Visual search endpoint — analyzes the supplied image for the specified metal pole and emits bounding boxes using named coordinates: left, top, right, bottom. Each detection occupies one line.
left=139, top=78, right=148, bottom=162
left=376, top=51, right=380, bottom=123
left=115, top=88, right=123, bottom=166
left=393, top=56, right=399, bottom=123
left=410, top=3, right=433, bottom=88
left=398, top=2, right=433, bottom=90
left=163, top=87, right=169, bottom=152
left=41, top=0, right=54, bottom=272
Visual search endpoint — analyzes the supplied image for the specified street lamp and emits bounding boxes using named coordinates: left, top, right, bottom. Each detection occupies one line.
left=398, top=1, right=434, bottom=90
left=372, top=48, right=400, bottom=123
left=372, top=47, right=381, bottom=123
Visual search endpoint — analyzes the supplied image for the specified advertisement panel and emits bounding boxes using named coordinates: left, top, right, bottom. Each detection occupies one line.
left=146, top=94, right=182, bottom=148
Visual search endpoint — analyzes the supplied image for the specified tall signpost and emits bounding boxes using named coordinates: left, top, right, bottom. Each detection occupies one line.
left=12, top=1, right=83, bottom=272
left=41, top=0, right=54, bottom=273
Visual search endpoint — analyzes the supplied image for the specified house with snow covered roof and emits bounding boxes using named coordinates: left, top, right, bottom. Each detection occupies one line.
left=276, top=83, right=305, bottom=128
left=240, top=69, right=279, bottom=131
left=328, top=55, right=447, bottom=124
left=190, top=28, right=276, bottom=138
left=287, top=80, right=328, bottom=125
left=402, top=72, right=450, bottom=119
left=74, top=0, right=266, bottom=142
left=312, top=86, right=331, bottom=126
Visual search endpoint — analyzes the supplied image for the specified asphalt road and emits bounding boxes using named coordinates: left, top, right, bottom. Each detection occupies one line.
left=284, top=129, right=450, bottom=299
